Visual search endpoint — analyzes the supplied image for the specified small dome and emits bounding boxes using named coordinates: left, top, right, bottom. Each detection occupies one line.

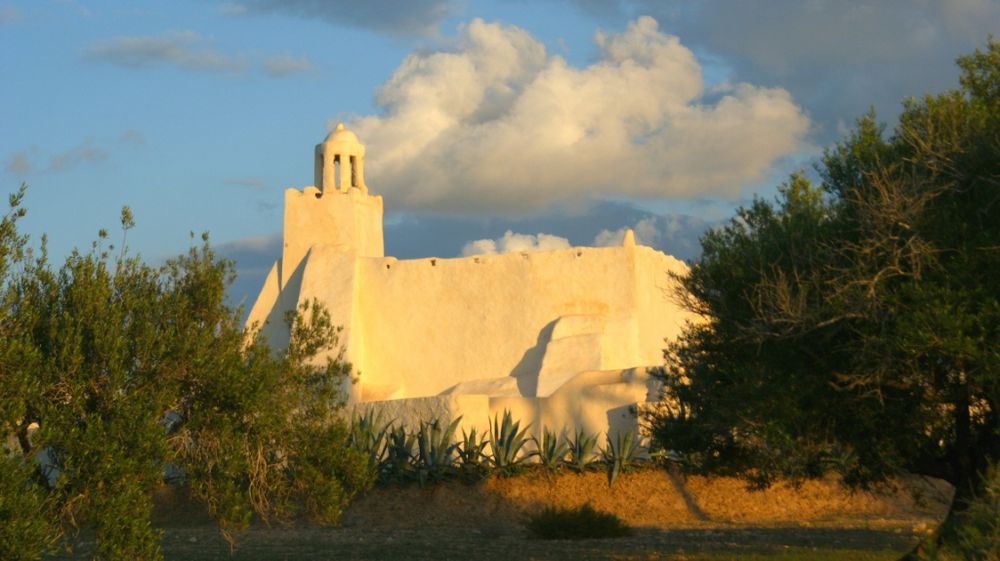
left=323, top=122, right=360, bottom=145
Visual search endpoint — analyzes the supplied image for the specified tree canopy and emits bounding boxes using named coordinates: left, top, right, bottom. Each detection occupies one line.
left=648, top=41, right=1000, bottom=557
left=0, top=193, right=371, bottom=561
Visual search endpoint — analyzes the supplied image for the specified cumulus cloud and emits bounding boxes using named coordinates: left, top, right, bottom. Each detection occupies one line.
left=47, top=140, right=109, bottom=172
left=593, top=213, right=714, bottom=260
left=348, top=16, right=809, bottom=213
left=460, top=230, right=571, bottom=256
left=262, top=54, right=312, bottom=77
left=593, top=216, right=659, bottom=247
left=229, top=0, right=455, bottom=36
left=84, top=31, right=245, bottom=72
left=612, top=0, right=1000, bottom=137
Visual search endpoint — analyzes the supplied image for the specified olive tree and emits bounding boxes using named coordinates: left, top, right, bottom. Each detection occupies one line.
left=648, top=42, right=1000, bottom=559
left=0, top=190, right=371, bottom=560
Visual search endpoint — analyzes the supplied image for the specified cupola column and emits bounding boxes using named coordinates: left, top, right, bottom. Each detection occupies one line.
left=315, top=123, right=367, bottom=194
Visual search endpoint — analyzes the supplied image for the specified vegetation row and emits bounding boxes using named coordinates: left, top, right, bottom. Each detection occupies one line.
left=347, top=409, right=648, bottom=487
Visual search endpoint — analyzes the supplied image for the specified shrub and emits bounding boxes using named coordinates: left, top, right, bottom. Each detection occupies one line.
left=567, top=428, right=598, bottom=473
left=489, top=410, right=534, bottom=477
left=0, top=455, right=58, bottom=561
left=414, top=417, right=461, bottom=486
left=952, top=463, right=1000, bottom=561
left=602, top=430, right=643, bottom=486
left=525, top=504, right=632, bottom=540
left=532, top=427, right=569, bottom=473
left=456, top=427, right=491, bottom=482
left=380, top=424, right=415, bottom=483
left=348, top=409, right=391, bottom=474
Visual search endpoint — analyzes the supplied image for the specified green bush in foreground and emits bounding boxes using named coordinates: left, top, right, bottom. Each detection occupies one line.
left=934, top=462, right=1000, bottom=561
left=525, top=503, right=632, bottom=540
left=0, top=191, right=372, bottom=560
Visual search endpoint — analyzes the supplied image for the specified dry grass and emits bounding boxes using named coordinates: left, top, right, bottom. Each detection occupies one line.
left=124, top=467, right=953, bottom=560
left=342, top=467, right=952, bottom=531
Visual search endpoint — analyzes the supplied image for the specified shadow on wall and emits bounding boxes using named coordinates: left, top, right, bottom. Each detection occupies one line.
left=510, top=319, right=558, bottom=397
left=256, top=256, right=308, bottom=351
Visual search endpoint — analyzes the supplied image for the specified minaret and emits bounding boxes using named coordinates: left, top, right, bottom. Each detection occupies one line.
left=280, top=124, right=384, bottom=286
left=314, top=123, right=368, bottom=194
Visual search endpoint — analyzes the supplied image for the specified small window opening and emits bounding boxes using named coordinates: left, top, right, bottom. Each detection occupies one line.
left=385, top=263, right=391, bottom=270
left=430, top=259, right=437, bottom=266
left=333, top=155, right=341, bottom=189
left=350, top=155, right=358, bottom=187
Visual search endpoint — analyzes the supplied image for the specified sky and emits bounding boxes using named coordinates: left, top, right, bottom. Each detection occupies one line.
left=3, top=0, right=998, bottom=307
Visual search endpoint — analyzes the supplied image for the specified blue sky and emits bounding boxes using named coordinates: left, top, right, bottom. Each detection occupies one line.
left=3, top=0, right=998, bottom=306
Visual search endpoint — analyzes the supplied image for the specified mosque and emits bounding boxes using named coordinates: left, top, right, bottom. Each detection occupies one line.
left=246, top=124, right=698, bottom=443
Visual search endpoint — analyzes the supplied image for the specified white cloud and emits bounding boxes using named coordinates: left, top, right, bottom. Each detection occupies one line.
left=6, top=140, right=113, bottom=174
left=47, top=140, right=109, bottom=172
left=348, top=16, right=809, bottom=213
left=593, top=216, right=659, bottom=247
left=233, top=0, right=455, bottom=37
left=262, top=54, right=312, bottom=77
left=84, top=31, right=246, bottom=72
left=5, top=151, right=32, bottom=174
left=460, top=230, right=571, bottom=256
left=592, top=213, right=714, bottom=260
left=615, top=0, right=1000, bottom=139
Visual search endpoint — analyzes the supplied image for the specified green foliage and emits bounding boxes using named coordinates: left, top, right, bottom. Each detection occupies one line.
left=647, top=39, right=1000, bottom=552
left=348, top=409, right=392, bottom=474
left=0, top=194, right=369, bottom=560
left=567, top=428, right=598, bottom=473
left=532, top=427, right=569, bottom=473
left=414, top=417, right=461, bottom=486
left=0, top=455, right=57, bottom=561
left=524, top=504, right=632, bottom=540
left=456, top=426, right=490, bottom=481
left=488, top=410, right=533, bottom=476
left=952, top=463, right=1000, bottom=561
left=381, top=424, right=416, bottom=483
left=602, top=430, right=642, bottom=487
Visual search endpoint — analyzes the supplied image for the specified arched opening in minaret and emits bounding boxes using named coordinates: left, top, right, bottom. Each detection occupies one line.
left=333, top=154, right=341, bottom=189
left=349, top=155, right=358, bottom=187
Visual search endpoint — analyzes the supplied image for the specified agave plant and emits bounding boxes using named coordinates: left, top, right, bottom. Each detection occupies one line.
left=602, top=430, right=643, bottom=486
left=532, top=427, right=569, bottom=472
left=414, top=416, right=461, bottom=486
left=348, top=408, right=392, bottom=473
left=489, top=410, right=534, bottom=476
left=380, top=424, right=415, bottom=483
left=567, top=428, right=598, bottom=473
left=457, top=426, right=491, bottom=481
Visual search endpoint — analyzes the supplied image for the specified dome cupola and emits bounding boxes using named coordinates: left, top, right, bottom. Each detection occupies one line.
left=314, top=123, right=367, bottom=194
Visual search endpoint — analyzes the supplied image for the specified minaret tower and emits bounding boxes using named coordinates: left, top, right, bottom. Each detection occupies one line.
left=279, top=123, right=384, bottom=285
left=315, top=123, right=368, bottom=194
